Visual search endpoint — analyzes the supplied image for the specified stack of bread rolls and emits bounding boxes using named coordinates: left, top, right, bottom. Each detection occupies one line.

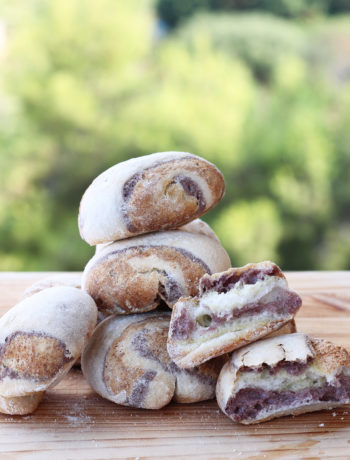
left=79, top=151, right=231, bottom=316
left=78, top=151, right=350, bottom=421
left=79, top=151, right=233, bottom=408
left=1, top=151, right=349, bottom=422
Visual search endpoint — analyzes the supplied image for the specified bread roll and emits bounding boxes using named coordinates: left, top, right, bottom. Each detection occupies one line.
left=167, top=261, right=302, bottom=368
left=0, top=287, right=97, bottom=413
left=78, top=151, right=225, bottom=245
left=216, top=333, right=350, bottom=424
left=22, top=273, right=81, bottom=299
left=83, top=230, right=231, bottom=316
left=95, top=218, right=221, bottom=254
left=82, top=312, right=226, bottom=409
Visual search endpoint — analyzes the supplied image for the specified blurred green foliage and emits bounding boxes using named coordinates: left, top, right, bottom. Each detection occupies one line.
left=157, top=0, right=350, bottom=27
left=0, top=1, right=350, bottom=271
left=177, top=13, right=306, bottom=82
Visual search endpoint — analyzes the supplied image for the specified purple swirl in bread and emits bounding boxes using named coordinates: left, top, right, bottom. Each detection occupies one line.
left=82, top=230, right=231, bottom=316
left=78, top=151, right=225, bottom=245
left=82, top=312, right=226, bottom=409
left=167, top=261, right=302, bottom=368
left=216, top=333, right=350, bottom=424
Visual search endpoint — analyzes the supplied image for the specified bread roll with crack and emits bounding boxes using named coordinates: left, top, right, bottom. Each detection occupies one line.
left=95, top=218, right=221, bottom=254
left=167, top=261, right=302, bottom=368
left=82, top=312, right=226, bottom=409
left=78, top=151, right=225, bottom=245
left=216, top=333, right=350, bottom=424
left=22, top=273, right=81, bottom=299
left=83, top=230, right=231, bottom=316
left=0, top=287, right=97, bottom=413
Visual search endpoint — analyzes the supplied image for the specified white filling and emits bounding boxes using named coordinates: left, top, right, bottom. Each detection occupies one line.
left=188, top=311, right=281, bottom=345
left=233, top=333, right=313, bottom=369
left=235, top=364, right=326, bottom=394
left=197, top=276, right=287, bottom=316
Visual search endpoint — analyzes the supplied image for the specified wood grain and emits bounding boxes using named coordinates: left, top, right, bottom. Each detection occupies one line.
left=0, top=271, right=349, bottom=460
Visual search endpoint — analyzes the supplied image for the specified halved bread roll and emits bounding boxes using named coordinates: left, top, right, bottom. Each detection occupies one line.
left=82, top=312, right=226, bottom=409
left=216, top=333, right=350, bottom=424
left=82, top=230, right=231, bottom=316
left=78, top=151, right=225, bottom=245
left=167, top=261, right=302, bottom=368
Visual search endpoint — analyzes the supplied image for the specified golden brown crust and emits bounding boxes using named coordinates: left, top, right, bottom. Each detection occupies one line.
left=83, top=313, right=224, bottom=409
left=0, top=332, right=72, bottom=382
left=85, top=246, right=208, bottom=315
left=311, top=338, right=350, bottom=375
left=79, top=151, right=225, bottom=245
left=83, top=230, right=231, bottom=316
left=124, top=157, right=224, bottom=234
left=0, top=287, right=97, bottom=397
left=104, top=318, right=171, bottom=399
left=216, top=336, right=350, bottom=424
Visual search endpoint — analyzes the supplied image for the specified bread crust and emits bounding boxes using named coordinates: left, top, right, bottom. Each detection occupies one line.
left=83, top=230, right=230, bottom=315
left=78, top=151, right=225, bottom=245
left=0, top=287, right=97, bottom=397
left=95, top=218, right=221, bottom=255
left=82, top=313, right=226, bottom=409
left=266, top=319, right=296, bottom=337
left=22, top=274, right=82, bottom=299
left=167, top=262, right=301, bottom=368
left=0, top=392, right=44, bottom=415
left=216, top=334, right=350, bottom=424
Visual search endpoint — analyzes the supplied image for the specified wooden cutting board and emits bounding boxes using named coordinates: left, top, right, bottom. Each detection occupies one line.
left=0, top=271, right=349, bottom=460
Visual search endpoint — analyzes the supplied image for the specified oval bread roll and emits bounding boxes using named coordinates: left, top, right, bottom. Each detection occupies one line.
left=82, top=230, right=231, bottom=315
left=78, top=151, right=225, bottom=245
left=22, top=273, right=82, bottom=299
left=82, top=312, right=226, bottom=409
left=0, top=287, right=97, bottom=399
